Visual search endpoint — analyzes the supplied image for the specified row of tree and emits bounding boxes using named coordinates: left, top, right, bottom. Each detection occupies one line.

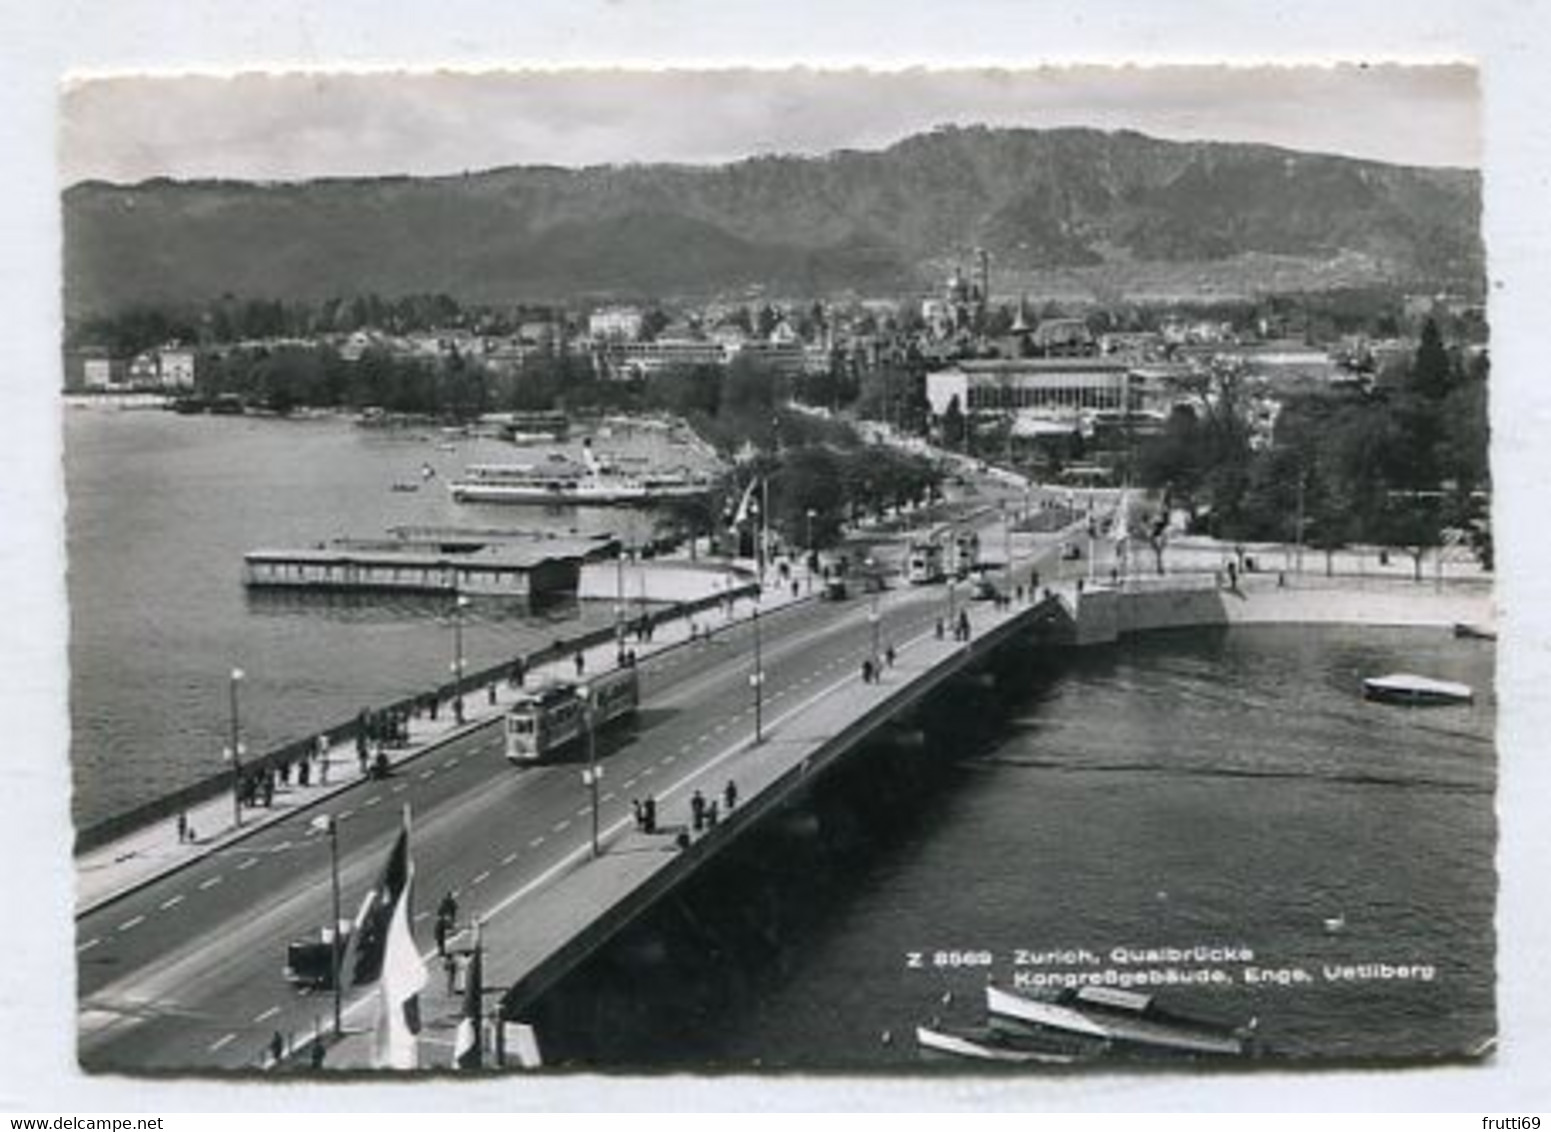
left=1134, top=320, right=1490, bottom=573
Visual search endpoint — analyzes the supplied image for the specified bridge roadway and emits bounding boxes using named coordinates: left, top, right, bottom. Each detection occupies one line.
left=76, top=519, right=1082, bottom=1073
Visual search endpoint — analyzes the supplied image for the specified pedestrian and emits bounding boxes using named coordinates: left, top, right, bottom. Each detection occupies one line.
left=434, top=915, right=449, bottom=957
left=511, top=657, right=526, bottom=688
left=643, top=797, right=657, bottom=834
left=488, top=684, right=498, bottom=706
left=957, top=609, right=971, bottom=641
left=269, top=1030, right=284, bottom=1065
left=885, top=644, right=896, bottom=668
left=309, top=1041, right=325, bottom=1070
left=691, top=789, right=706, bottom=831
left=574, top=651, right=585, bottom=677
left=706, top=800, right=719, bottom=827
left=631, top=799, right=643, bottom=829
left=724, top=780, right=738, bottom=811
left=935, top=618, right=944, bottom=640
left=861, top=658, right=874, bottom=684
left=298, top=758, right=310, bottom=788
left=176, top=812, right=188, bottom=844
left=439, top=890, right=459, bottom=931
left=186, top=822, right=197, bottom=843
left=792, top=580, right=800, bottom=598
left=444, top=953, right=458, bottom=995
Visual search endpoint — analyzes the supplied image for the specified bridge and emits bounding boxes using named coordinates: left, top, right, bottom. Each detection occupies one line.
left=74, top=499, right=1491, bottom=1072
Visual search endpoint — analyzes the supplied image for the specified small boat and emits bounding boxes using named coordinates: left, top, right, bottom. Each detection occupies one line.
left=390, top=482, right=420, bottom=493
left=1453, top=622, right=1497, bottom=641
left=986, top=984, right=1252, bottom=1058
left=1362, top=673, right=1474, bottom=705
left=915, top=1024, right=1090, bottom=1065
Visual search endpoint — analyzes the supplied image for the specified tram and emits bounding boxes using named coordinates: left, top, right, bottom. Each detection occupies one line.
left=504, top=667, right=640, bottom=763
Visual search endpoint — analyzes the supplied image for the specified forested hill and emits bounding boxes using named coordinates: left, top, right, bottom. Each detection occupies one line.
left=62, top=125, right=1482, bottom=314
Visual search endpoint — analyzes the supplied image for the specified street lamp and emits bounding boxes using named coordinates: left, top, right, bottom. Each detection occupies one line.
left=750, top=605, right=765, bottom=743
left=451, top=592, right=469, bottom=724
left=805, top=508, right=817, bottom=593
left=580, top=696, right=602, bottom=858
left=310, top=812, right=345, bottom=1037
left=866, top=556, right=881, bottom=666
left=227, top=668, right=245, bottom=828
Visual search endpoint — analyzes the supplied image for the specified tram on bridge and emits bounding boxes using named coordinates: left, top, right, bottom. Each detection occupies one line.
left=504, top=668, right=640, bottom=763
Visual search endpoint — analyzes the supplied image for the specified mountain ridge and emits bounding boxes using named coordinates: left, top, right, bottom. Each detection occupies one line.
left=62, top=125, right=1483, bottom=314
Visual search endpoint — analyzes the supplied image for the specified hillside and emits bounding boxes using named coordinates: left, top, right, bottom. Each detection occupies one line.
left=62, top=126, right=1483, bottom=314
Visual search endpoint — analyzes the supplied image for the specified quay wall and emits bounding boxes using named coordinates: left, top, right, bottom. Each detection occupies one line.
left=1074, top=574, right=1495, bottom=645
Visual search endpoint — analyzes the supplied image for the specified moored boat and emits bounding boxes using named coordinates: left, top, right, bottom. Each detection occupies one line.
left=1362, top=673, right=1474, bottom=705
left=914, top=1023, right=1092, bottom=1065
left=986, top=984, right=1252, bottom=1058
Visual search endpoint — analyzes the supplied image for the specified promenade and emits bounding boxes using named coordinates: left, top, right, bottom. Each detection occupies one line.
left=74, top=563, right=810, bottom=918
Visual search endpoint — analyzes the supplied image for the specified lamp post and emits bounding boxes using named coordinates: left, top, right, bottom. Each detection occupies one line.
left=866, top=556, right=881, bottom=665
left=580, top=696, right=602, bottom=858
left=310, top=813, right=345, bottom=1037
left=750, top=605, right=765, bottom=743
left=805, top=508, right=817, bottom=593
left=451, top=592, right=469, bottom=724
left=227, top=667, right=244, bottom=828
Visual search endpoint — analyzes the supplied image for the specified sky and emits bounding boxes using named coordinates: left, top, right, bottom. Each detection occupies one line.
left=58, top=63, right=1480, bottom=186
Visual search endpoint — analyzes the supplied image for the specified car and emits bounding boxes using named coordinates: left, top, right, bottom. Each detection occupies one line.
left=1060, top=542, right=1082, bottom=561
left=821, top=578, right=850, bottom=601
left=970, top=579, right=1000, bottom=602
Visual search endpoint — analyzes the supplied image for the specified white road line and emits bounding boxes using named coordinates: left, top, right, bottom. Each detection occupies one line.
left=208, top=1033, right=236, bottom=1053
left=337, top=809, right=352, bottom=820
left=77, top=938, right=100, bottom=954
left=600, top=792, right=616, bottom=803
left=640, top=767, right=655, bottom=777
left=471, top=870, right=491, bottom=886
left=117, top=915, right=144, bottom=932
left=198, top=876, right=222, bottom=890
left=501, top=851, right=518, bottom=865
left=237, top=857, right=258, bottom=871
left=662, top=754, right=676, bottom=764
left=391, top=783, right=408, bottom=794
left=529, top=836, right=545, bottom=848
left=252, top=1006, right=280, bottom=1024
left=697, top=733, right=711, bottom=742
left=419, top=769, right=435, bottom=780
left=273, top=840, right=291, bottom=851
left=363, top=795, right=381, bottom=808
left=552, top=820, right=570, bottom=833
left=159, top=895, right=185, bottom=911
left=622, top=776, right=638, bottom=789
left=574, top=807, right=590, bottom=819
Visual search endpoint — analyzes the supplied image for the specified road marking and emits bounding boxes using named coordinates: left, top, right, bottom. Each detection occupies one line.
left=159, top=895, right=185, bottom=910
left=252, top=1006, right=280, bottom=1024
left=117, top=915, right=145, bottom=933
left=337, top=809, right=353, bottom=820
left=273, top=840, right=291, bottom=851
left=208, top=1033, right=236, bottom=1053
left=662, top=754, right=676, bottom=764
left=697, top=733, right=711, bottom=743
left=501, top=851, right=518, bottom=865
left=419, top=769, right=435, bottom=780
left=529, top=836, right=545, bottom=848
left=621, top=776, right=638, bottom=789
left=237, top=857, right=258, bottom=871
left=600, top=792, right=616, bottom=803
left=363, top=795, right=381, bottom=808
left=553, top=820, right=570, bottom=833
left=391, top=783, right=408, bottom=794
left=77, top=938, right=100, bottom=954
left=713, top=723, right=727, bottom=733
left=575, top=807, right=590, bottom=819
left=640, top=767, right=655, bottom=777
left=471, top=870, right=491, bottom=886
left=198, top=876, right=222, bottom=890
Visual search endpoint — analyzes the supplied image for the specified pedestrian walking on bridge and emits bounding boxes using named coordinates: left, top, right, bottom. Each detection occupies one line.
left=724, top=780, right=738, bottom=811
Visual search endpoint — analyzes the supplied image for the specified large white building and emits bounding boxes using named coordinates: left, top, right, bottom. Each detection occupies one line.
left=926, top=359, right=1138, bottom=422
left=587, top=306, right=646, bottom=341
